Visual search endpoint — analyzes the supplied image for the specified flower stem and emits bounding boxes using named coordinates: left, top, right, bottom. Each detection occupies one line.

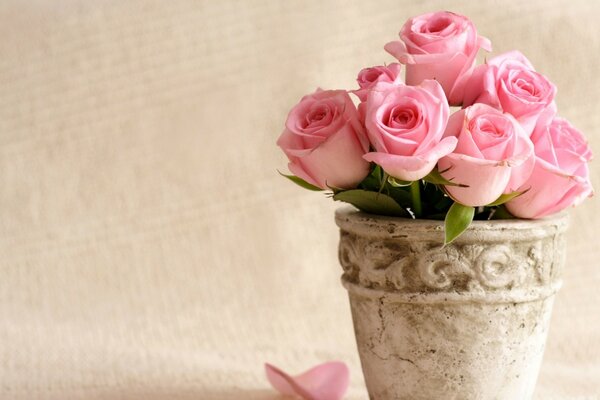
left=410, top=180, right=422, bottom=218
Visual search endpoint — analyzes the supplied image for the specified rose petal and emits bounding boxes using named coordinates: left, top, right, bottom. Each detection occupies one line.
left=384, top=40, right=411, bottom=64
left=265, top=362, right=350, bottom=400
left=443, top=108, right=466, bottom=138
left=296, top=124, right=370, bottom=189
left=448, top=35, right=492, bottom=105
left=488, top=50, right=535, bottom=70
left=439, top=153, right=512, bottom=206
left=504, top=129, right=535, bottom=193
left=405, top=52, right=467, bottom=96
left=462, top=63, right=501, bottom=109
left=288, top=162, right=321, bottom=189
left=530, top=102, right=557, bottom=142
left=276, top=128, right=306, bottom=159
left=364, top=136, right=457, bottom=181
left=479, top=35, right=492, bottom=52
left=506, top=158, right=593, bottom=218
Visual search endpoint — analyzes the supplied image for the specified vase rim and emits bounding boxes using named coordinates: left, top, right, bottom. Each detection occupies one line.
left=335, top=206, right=569, bottom=242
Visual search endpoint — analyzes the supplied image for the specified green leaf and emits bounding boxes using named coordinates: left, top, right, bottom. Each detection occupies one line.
left=387, top=176, right=413, bottom=187
left=278, top=171, right=322, bottom=191
left=486, top=189, right=529, bottom=207
left=490, top=205, right=515, bottom=220
left=409, top=180, right=423, bottom=218
left=358, top=165, right=385, bottom=192
left=333, top=190, right=409, bottom=217
left=358, top=175, right=379, bottom=191
left=379, top=172, right=389, bottom=193
left=374, top=165, right=384, bottom=184
left=387, top=186, right=412, bottom=206
left=423, top=168, right=468, bottom=187
left=444, top=202, right=475, bottom=245
left=325, top=183, right=345, bottom=194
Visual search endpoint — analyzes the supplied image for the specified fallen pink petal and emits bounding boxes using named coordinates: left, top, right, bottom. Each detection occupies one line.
left=265, top=361, right=350, bottom=400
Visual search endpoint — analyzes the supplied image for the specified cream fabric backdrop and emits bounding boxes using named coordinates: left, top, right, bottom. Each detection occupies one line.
left=0, top=1, right=598, bottom=399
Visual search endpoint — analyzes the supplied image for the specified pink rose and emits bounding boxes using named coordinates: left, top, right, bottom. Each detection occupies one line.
left=353, top=63, right=402, bottom=102
left=277, top=89, right=370, bottom=189
left=463, top=51, right=557, bottom=134
left=506, top=117, right=593, bottom=219
left=363, top=80, right=457, bottom=181
left=384, top=11, right=491, bottom=106
left=439, top=104, right=535, bottom=206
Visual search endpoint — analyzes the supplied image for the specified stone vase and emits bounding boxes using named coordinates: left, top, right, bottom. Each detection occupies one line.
left=335, top=207, right=568, bottom=400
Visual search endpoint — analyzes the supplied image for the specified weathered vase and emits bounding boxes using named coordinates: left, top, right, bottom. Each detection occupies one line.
left=335, top=207, right=568, bottom=400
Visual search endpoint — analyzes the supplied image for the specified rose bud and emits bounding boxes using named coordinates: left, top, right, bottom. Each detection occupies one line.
left=352, top=63, right=402, bottom=102
left=277, top=89, right=370, bottom=190
left=384, top=11, right=491, bottom=106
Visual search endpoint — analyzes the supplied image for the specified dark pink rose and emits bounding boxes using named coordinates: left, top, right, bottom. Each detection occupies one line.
left=463, top=51, right=557, bottom=134
left=277, top=89, right=370, bottom=189
left=439, top=103, right=535, bottom=206
left=506, top=117, right=593, bottom=218
left=363, top=80, right=457, bottom=181
left=384, top=11, right=491, bottom=106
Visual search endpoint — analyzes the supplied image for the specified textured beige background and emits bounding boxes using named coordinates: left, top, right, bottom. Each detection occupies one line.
left=0, top=1, right=598, bottom=399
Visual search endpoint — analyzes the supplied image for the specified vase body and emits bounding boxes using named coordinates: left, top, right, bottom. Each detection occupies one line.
left=335, top=207, right=568, bottom=400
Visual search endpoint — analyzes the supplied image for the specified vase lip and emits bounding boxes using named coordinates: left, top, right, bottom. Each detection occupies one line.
left=335, top=206, right=569, bottom=241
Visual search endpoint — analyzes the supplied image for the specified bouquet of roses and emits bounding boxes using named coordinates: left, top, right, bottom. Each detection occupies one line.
left=277, top=11, right=593, bottom=244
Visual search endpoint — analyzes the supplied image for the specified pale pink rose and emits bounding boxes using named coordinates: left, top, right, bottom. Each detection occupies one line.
left=384, top=11, right=491, bottom=106
left=439, top=104, right=535, bottom=206
left=352, top=63, right=402, bottom=101
left=363, top=80, right=457, bottom=181
left=506, top=117, right=593, bottom=219
left=463, top=51, right=557, bottom=134
left=277, top=89, right=370, bottom=189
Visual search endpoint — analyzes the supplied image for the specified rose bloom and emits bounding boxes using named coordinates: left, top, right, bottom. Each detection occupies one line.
left=506, top=117, right=593, bottom=219
left=462, top=51, right=556, bottom=134
left=384, top=11, right=491, bottom=106
left=276, top=89, right=370, bottom=190
left=353, top=63, right=402, bottom=102
left=362, top=80, right=457, bottom=181
left=439, top=104, right=535, bottom=207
